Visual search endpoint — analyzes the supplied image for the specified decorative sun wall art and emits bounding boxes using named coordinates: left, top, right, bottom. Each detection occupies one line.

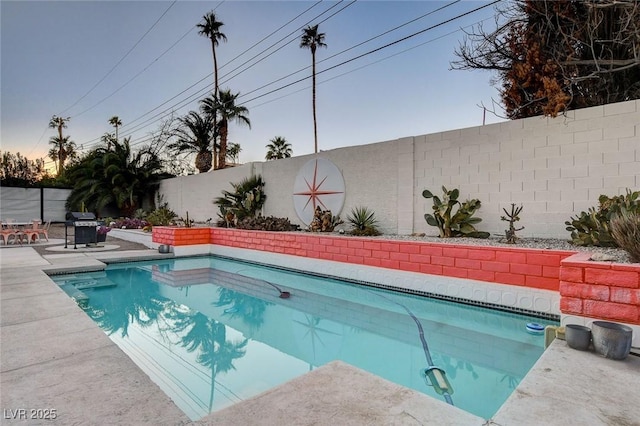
left=292, top=158, right=346, bottom=226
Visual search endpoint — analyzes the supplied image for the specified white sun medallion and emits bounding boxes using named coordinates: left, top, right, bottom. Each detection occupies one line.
left=293, top=158, right=346, bottom=226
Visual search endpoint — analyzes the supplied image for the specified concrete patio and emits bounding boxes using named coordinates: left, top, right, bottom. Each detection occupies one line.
left=1, top=245, right=638, bottom=425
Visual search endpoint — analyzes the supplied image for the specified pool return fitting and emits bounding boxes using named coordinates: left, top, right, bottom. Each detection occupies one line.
left=375, top=292, right=454, bottom=405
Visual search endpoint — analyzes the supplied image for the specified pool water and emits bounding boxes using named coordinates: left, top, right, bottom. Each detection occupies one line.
left=53, top=256, right=557, bottom=420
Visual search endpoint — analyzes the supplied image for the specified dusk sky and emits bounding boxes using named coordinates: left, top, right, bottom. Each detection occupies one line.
left=1, top=0, right=505, bottom=170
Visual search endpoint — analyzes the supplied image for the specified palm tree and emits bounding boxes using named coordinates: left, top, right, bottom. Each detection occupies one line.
left=108, top=116, right=122, bottom=143
left=265, top=136, right=292, bottom=160
left=66, top=138, right=165, bottom=216
left=226, top=142, right=241, bottom=164
left=198, top=12, right=226, bottom=97
left=48, top=115, right=70, bottom=176
left=48, top=135, right=77, bottom=177
left=168, top=111, right=215, bottom=173
left=198, top=12, right=226, bottom=168
left=200, top=90, right=250, bottom=170
left=300, top=24, right=326, bottom=154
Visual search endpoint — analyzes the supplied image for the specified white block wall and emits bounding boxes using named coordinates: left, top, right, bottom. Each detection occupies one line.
left=159, top=100, right=639, bottom=239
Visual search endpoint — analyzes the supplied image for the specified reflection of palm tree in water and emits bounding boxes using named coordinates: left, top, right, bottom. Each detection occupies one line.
left=293, top=314, right=342, bottom=371
left=84, top=269, right=168, bottom=337
left=215, top=287, right=271, bottom=332
left=172, top=311, right=248, bottom=411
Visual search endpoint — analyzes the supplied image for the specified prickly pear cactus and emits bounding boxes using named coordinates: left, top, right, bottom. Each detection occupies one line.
left=423, top=186, right=488, bottom=238
left=565, top=189, right=639, bottom=247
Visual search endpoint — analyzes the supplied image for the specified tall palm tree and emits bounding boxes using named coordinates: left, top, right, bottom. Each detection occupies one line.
left=48, top=135, right=77, bottom=177
left=198, top=12, right=226, bottom=168
left=198, top=12, right=226, bottom=97
left=300, top=24, right=326, bottom=154
left=108, top=116, right=122, bottom=143
left=265, top=136, right=292, bottom=160
left=169, top=111, right=215, bottom=173
left=48, top=115, right=70, bottom=176
left=200, top=90, right=250, bottom=170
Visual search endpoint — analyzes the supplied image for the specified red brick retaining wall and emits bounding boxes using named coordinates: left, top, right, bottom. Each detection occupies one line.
left=560, top=252, right=640, bottom=325
left=152, top=227, right=640, bottom=324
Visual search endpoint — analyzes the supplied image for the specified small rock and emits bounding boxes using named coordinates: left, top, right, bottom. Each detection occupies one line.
left=589, top=253, right=616, bottom=262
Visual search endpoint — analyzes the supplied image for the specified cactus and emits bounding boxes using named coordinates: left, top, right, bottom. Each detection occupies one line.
left=565, top=189, right=639, bottom=247
left=423, top=186, right=489, bottom=238
left=501, top=203, right=524, bottom=244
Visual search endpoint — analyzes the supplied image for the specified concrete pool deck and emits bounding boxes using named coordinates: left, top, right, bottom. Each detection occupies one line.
left=1, top=247, right=639, bottom=425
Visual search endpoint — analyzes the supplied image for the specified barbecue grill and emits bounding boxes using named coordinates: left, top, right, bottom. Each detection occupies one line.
left=65, top=212, right=99, bottom=249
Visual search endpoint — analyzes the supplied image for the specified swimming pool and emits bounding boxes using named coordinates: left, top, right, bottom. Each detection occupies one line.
left=53, top=255, right=557, bottom=420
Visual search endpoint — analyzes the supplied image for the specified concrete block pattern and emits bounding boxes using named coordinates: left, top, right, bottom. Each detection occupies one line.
left=158, top=100, right=638, bottom=239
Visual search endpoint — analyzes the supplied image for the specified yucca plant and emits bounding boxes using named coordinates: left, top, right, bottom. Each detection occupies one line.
left=611, top=211, right=640, bottom=263
left=347, top=206, right=380, bottom=236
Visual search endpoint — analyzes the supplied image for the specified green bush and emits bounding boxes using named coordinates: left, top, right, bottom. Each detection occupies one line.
left=422, top=186, right=489, bottom=238
left=347, top=206, right=380, bottom=236
left=146, top=202, right=177, bottom=226
left=565, top=189, right=639, bottom=247
left=611, top=211, right=640, bottom=262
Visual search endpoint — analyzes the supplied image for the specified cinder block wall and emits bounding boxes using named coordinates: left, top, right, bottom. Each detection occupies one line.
left=414, top=100, right=639, bottom=238
left=158, top=100, right=639, bottom=239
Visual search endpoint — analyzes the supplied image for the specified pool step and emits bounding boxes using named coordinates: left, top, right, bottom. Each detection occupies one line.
left=74, top=281, right=117, bottom=290
left=59, top=284, right=89, bottom=308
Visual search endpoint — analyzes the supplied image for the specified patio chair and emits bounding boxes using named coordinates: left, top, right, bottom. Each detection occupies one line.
left=0, top=221, right=25, bottom=245
left=22, top=220, right=42, bottom=244
left=36, top=220, right=51, bottom=242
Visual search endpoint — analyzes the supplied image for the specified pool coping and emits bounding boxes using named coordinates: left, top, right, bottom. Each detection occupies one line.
left=1, top=248, right=639, bottom=425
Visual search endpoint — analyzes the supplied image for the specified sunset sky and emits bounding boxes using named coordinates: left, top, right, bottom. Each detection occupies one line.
left=1, top=0, right=505, bottom=169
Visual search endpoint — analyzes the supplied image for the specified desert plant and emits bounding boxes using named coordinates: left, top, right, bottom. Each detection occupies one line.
left=133, top=208, right=147, bottom=220
left=236, top=215, right=293, bottom=231
left=611, top=211, right=640, bottom=262
left=422, top=186, right=489, bottom=238
left=309, top=206, right=343, bottom=232
left=146, top=203, right=177, bottom=226
left=176, top=211, right=194, bottom=228
left=214, top=175, right=266, bottom=227
left=565, top=189, right=639, bottom=247
left=347, top=206, right=380, bottom=236
left=501, top=203, right=524, bottom=244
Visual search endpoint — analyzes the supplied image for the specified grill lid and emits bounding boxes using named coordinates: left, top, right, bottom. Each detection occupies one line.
left=66, top=211, right=97, bottom=221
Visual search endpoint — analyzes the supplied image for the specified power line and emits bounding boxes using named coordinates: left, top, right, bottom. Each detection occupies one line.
left=61, top=1, right=178, bottom=115
left=76, top=1, right=349, bottom=152
left=70, top=1, right=500, bottom=156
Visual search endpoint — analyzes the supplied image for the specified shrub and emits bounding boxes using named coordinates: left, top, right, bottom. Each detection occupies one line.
left=114, top=218, right=149, bottom=229
left=611, top=211, right=640, bottom=262
left=347, top=206, right=380, bottom=236
left=236, top=215, right=293, bottom=231
left=422, top=186, right=489, bottom=238
left=146, top=203, right=177, bottom=226
left=565, top=189, right=639, bottom=247
left=214, top=175, right=266, bottom=227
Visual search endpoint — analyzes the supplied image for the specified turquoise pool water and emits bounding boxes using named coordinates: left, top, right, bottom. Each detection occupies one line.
left=53, top=256, right=557, bottom=420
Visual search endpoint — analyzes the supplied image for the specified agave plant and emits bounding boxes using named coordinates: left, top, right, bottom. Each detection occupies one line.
left=347, top=206, right=380, bottom=236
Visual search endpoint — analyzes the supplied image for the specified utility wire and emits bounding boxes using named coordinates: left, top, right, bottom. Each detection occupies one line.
left=75, top=1, right=350, bottom=152
left=71, top=1, right=499, bottom=154
left=62, top=1, right=178, bottom=115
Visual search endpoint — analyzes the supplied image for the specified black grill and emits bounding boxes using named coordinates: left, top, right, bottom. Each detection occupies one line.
left=65, top=212, right=99, bottom=248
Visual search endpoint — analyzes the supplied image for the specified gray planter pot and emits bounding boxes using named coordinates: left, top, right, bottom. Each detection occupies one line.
left=158, top=244, right=171, bottom=254
left=591, top=321, right=633, bottom=360
left=565, top=324, right=591, bottom=351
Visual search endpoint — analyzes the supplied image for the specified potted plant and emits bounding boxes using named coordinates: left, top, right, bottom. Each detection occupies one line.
left=97, top=225, right=111, bottom=243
